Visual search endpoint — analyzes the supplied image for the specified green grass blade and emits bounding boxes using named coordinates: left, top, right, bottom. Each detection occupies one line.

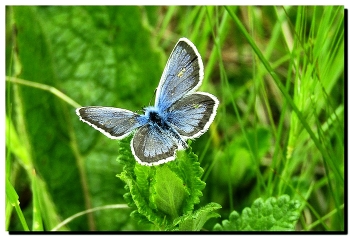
left=6, top=179, right=30, bottom=231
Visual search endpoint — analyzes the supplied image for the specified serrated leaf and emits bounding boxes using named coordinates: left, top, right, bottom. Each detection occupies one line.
left=214, top=195, right=300, bottom=231
left=173, top=202, right=222, bottom=231
left=116, top=136, right=208, bottom=230
left=130, top=210, right=153, bottom=226
left=118, top=170, right=167, bottom=228
left=117, top=136, right=170, bottom=229
left=134, top=163, right=153, bottom=199
left=166, top=146, right=206, bottom=214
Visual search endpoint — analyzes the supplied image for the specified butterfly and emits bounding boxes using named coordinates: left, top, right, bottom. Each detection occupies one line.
left=76, top=38, right=219, bottom=166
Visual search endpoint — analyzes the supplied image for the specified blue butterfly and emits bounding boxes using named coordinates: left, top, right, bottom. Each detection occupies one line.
left=76, top=38, right=219, bottom=166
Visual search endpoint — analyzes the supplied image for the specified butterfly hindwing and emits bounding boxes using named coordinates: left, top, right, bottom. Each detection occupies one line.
left=131, top=124, right=179, bottom=166
left=76, top=106, right=142, bottom=139
left=155, top=38, right=204, bottom=112
left=166, top=92, right=219, bottom=138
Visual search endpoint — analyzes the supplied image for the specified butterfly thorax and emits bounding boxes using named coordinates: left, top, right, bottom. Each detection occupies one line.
left=144, top=106, right=169, bottom=129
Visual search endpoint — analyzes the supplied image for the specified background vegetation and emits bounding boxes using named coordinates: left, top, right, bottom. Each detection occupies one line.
left=6, top=6, right=344, bottom=231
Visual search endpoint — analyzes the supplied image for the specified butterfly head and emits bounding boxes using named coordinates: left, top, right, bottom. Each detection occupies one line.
left=143, top=106, right=164, bottom=127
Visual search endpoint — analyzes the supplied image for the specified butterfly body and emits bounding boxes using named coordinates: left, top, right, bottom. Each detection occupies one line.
left=76, top=38, right=219, bottom=166
left=142, top=106, right=188, bottom=149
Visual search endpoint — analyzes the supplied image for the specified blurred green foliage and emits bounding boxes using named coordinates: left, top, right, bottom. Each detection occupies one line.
left=6, top=6, right=344, bottom=231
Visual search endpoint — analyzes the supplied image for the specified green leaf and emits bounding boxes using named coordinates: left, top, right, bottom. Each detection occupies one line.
left=116, top=136, right=207, bottom=230
left=150, top=165, right=188, bottom=220
left=213, top=127, right=271, bottom=187
left=173, top=202, right=221, bottom=231
left=166, top=145, right=206, bottom=214
left=214, top=195, right=301, bottom=231
left=11, top=6, right=89, bottom=228
left=117, top=136, right=167, bottom=228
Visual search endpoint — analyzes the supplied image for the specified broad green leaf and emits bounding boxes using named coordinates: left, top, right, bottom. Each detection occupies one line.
left=151, top=166, right=188, bottom=220
left=213, top=127, right=271, bottom=187
left=11, top=6, right=88, bottom=228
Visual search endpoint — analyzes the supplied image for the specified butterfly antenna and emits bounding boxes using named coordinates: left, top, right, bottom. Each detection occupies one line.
left=148, top=88, right=157, bottom=106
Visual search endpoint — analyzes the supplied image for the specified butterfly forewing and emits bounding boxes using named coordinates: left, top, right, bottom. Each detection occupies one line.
left=155, top=38, right=204, bottom=112
left=76, top=106, right=142, bottom=139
